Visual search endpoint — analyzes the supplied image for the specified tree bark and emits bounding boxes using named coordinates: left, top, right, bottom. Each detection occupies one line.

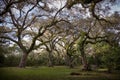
left=107, top=65, right=112, bottom=73
left=18, top=53, right=28, bottom=68
left=65, top=56, right=72, bottom=68
left=65, top=50, right=74, bottom=68
left=81, top=55, right=90, bottom=71
left=69, top=57, right=74, bottom=68
left=48, top=51, right=53, bottom=67
left=80, top=48, right=91, bottom=71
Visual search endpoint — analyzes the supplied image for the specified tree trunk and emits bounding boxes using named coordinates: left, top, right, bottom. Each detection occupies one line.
left=66, top=55, right=74, bottom=68
left=80, top=48, right=91, bottom=71
left=48, top=51, right=53, bottom=67
left=19, top=53, right=28, bottom=68
left=107, top=65, right=112, bottom=73
left=65, top=51, right=74, bottom=68
left=69, top=58, right=74, bottom=68
left=108, top=68, right=112, bottom=73
left=81, top=55, right=90, bottom=71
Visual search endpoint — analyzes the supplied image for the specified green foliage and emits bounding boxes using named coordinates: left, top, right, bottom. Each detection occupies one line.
left=27, top=53, right=48, bottom=66
left=88, top=53, right=102, bottom=66
left=0, top=46, right=8, bottom=67
left=0, top=45, right=22, bottom=67
left=102, top=46, right=120, bottom=70
left=4, top=55, right=20, bottom=67
left=76, top=31, right=86, bottom=54
left=92, top=43, right=120, bottom=70
left=0, top=53, right=5, bottom=67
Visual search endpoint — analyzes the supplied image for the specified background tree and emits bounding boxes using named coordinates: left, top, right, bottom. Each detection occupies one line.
left=38, top=26, right=62, bottom=67
left=0, top=0, right=66, bottom=68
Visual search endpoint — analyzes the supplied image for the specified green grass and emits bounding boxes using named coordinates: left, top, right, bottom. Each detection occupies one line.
left=0, top=66, right=120, bottom=80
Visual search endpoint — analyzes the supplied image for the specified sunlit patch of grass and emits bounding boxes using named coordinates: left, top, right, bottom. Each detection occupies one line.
left=0, top=66, right=120, bottom=80
left=97, top=68, right=108, bottom=72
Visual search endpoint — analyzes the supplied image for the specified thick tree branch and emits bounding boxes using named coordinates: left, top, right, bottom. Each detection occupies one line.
left=0, top=36, right=17, bottom=44
left=0, top=0, right=24, bottom=16
left=27, top=20, right=62, bottom=53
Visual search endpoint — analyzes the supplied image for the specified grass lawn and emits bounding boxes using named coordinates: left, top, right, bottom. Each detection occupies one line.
left=0, top=66, right=120, bottom=80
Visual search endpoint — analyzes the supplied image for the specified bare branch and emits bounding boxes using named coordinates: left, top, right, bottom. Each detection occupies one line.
left=0, top=0, right=24, bottom=16
left=22, top=1, right=39, bottom=27
left=0, top=36, right=17, bottom=44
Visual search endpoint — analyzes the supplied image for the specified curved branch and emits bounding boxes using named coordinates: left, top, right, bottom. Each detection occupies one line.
left=22, top=1, right=39, bottom=27
left=0, top=0, right=24, bottom=16
left=0, top=36, right=18, bottom=44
